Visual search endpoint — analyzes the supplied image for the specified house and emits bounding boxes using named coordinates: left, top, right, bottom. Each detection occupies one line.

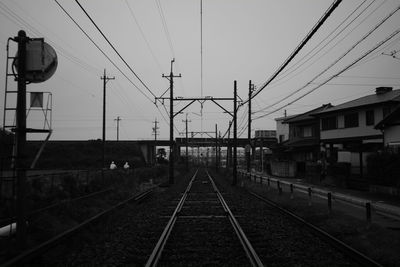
left=280, top=104, right=332, bottom=172
left=275, top=115, right=296, bottom=143
left=312, top=87, right=400, bottom=179
left=375, top=103, right=400, bottom=152
left=272, top=104, right=332, bottom=177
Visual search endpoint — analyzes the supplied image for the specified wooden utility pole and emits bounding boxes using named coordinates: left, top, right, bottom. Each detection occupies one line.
left=163, top=59, right=181, bottom=184
left=215, top=124, right=219, bottom=172
left=183, top=114, right=190, bottom=171
left=227, top=121, right=232, bottom=168
left=233, top=80, right=238, bottom=186
left=152, top=118, right=159, bottom=165
left=247, top=80, right=253, bottom=173
left=101, top=69, right=115, bottom=169
left=114, top=116, right=121, bottom=141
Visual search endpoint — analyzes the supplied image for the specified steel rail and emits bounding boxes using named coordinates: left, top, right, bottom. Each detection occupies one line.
left=206, top=171, right=264, bottom=267
left=1, top=188, right=155, bottom=267
left=145, top=169, right=198, bottom=267
left=248, top=191, right=383, bottom=267
left=0, top=188, right=113, bottom=228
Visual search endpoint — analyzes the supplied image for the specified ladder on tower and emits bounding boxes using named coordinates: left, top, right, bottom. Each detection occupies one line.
left=1, top=38, right=53, bottom=200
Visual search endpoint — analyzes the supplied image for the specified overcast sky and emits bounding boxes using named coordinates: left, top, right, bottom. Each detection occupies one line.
left=1, top=0, right=399, bottom=141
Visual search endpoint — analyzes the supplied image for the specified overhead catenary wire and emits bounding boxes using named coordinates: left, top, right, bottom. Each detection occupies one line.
left=254, top=28, right=400, bottom=120
left=254, top=3, right=400, bottom=114
left=241, top=0, right=343, bottom=107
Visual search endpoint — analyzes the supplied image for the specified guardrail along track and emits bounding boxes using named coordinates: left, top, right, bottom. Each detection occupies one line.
left=146, top=168, right=263, bottom=267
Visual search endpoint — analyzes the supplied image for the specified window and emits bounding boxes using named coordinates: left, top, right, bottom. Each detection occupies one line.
left=366, top=110, right=374, bottom=126
left=344, top=112, right=358, bottom=128
left=279, top=135, right=285, bottom=143
left=321, top=116, right=337, bottom=130
left=301, top=126, right=312, bottom=137
left=383, top=107, right=391, bottom=118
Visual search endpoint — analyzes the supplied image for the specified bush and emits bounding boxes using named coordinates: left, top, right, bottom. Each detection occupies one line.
left=326, top=162, right=350, bottom=187
left=367, top=152, right=400, bottom=187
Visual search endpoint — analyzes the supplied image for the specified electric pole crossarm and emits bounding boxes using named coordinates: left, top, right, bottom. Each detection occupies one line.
left=210, top=99, right=233, bottom=117
left=172, top=97, right=234, bottom=101
left=173, top=100, right=196, bottom=118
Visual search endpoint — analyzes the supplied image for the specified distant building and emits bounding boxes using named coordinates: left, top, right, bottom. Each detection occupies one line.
left=254, top=130, right=276, bottom=139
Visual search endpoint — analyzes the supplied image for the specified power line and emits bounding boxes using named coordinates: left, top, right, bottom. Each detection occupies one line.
left=242, top=0, right=343, bottom=106
left=155, top=0, right=176, bottom=58
left=254, top=28, right=400, bottom=120
left=254, top=3, right=400, bottom=114
left=350, top=35, right=400, bottom=69
left=269, top=0, right=385, bottom=89
left=0, top=2, right=101, bottom=75
left=268, top=0, right=375, bottom=87
left=54, top=0, right=154, bottom=104
left=153, top=0, right=187, bottom=96
left=75, top=0, right=156, bottom=98
left=124, top=0, right=163, bottom=73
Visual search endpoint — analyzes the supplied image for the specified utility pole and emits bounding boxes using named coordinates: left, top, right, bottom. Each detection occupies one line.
left=15, top=30, right=28, bottom=250
left=233, top=80, right=238, bottom=186
left=218, top=131, right=221, bottom=171
left=183, top=114, right=190, bottom=171
left=101, top=69, right=115, bottom=169
left=114, top=116, right=121, bottom=141
left=163, top=59, right=181, bottom=184
left=227, top=121, right=232, bottom=168
left=152, top=118, right=159, bottom=165
left=247, top=80, right=254, bottom=173
left=215, top=124, right=218, bottom=172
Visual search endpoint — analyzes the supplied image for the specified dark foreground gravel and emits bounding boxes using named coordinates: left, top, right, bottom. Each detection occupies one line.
left=37, top=170, right=192, bottom=266
left=211, top=169, right=360, bottom=267
left=36, top=168, right=360, bottom=266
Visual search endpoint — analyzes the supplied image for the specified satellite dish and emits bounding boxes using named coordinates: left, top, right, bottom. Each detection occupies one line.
left=13, top=39, right=58, bottom=83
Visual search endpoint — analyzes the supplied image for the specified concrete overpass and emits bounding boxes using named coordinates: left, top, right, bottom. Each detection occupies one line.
left=137, top=137, right=277, bottom=164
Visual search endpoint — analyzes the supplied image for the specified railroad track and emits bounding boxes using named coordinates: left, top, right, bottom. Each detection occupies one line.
left=1, top=188, right=155, bottom=266
left=145, top=168, right=264, bottom=267
left=246, top=190, right=383, bottom=267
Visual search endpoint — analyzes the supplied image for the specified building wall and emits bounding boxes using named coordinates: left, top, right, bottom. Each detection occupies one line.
left=320, top=106, right=385, bottom=140
left=385, top=124, right=400, bottom=146
left=276, top=119, right=289, bottom=143
left=255, top=130, right=276, bottom=138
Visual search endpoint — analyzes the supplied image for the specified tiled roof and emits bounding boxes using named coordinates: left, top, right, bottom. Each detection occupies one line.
left=375, top=103, right=400, bottom=130
left=283, top=104, right=332, bottom=123
left=314, top=89, right=400, bottom=115
left=275, top=114, right=297, bottom=121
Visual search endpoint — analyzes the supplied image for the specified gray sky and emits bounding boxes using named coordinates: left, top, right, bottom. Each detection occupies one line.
left=1, top=0, right=400, bottom=141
